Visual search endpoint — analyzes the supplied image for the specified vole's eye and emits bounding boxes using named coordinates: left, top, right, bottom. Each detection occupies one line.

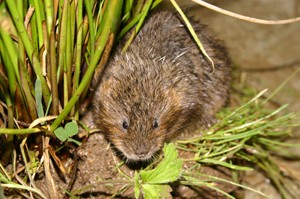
left=153, top=119, right=159, bottom=129
left=122, top=121, right=129, bottom=130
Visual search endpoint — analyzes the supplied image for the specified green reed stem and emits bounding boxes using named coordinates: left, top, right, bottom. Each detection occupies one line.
left=50, top=0, right=123, bottom=132
left=44, top=0, right=53, bottom=34
left=5, top=0, right=51, bottom=104
left=72, top=0, right=84, bottom=118
left=84, top=0, right=95, bottom=58
left=117, top=0, right=162, bottom=41
left=33, top=0, right=44, bottom=48
left=122, top=0, right=153, bottom=53
left=0, top=31, right=18, bottom=98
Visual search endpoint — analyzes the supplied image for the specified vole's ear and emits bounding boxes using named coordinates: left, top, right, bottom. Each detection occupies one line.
left=165, top=88, right=182, bottom=109
left=96, top=76, right=117, bottom=99
left=160, top=88, right=183, bottom=122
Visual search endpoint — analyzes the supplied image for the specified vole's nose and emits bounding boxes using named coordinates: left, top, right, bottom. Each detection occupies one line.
left=135, top=146, right=149, bottom=158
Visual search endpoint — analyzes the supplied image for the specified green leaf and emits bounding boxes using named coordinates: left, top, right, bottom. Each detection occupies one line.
left=142, top=184, right=172, bottom=199
left=140, top=143, right=183, bottom=184
left=54, top=127, right=67, bottom=142
left=34, top=78, right=44, bottom=118
left=170, top=0, right=215, bottom=72
left=137, top=143, right=182, bottom=198
left=54, top=121, right=78, bottom=142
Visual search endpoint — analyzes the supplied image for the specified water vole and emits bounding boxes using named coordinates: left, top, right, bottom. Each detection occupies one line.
left=82, top=11, right=231, bottom=161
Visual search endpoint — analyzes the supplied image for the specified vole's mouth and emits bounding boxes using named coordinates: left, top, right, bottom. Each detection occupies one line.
left=111, top=140, right=162, bottom=163
left=118, top=146, right=160, bottom=163
left=126, top=150, right=155, bottom=162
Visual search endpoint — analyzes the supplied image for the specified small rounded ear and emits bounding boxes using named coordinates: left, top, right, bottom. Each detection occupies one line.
left=165, top=88, right=182, bottom=110
left=96, top=76, right=115, bottom=98
left=158, top=89, right=184, bottom=129
left=96, top=77, right=122, bottom=99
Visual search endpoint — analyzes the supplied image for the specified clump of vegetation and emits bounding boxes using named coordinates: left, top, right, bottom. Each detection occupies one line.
left=0, top=0, right=161, bottom=197
left=0, top=0, right=299, bottom=198
left=90, top=88, right=298, bottom=199
left=175, top=88, right=299, bottom=199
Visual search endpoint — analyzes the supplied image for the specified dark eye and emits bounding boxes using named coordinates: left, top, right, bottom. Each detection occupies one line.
left=153, top=119, right=159, bottom=129
left=122, top=121, right=129, bottom=130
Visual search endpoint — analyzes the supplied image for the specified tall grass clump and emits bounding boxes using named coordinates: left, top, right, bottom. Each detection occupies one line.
left=0, top=0, right=161, bottom=197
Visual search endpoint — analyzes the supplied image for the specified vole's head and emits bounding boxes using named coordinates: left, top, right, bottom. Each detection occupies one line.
left=92, top=66, right=188, bottom=162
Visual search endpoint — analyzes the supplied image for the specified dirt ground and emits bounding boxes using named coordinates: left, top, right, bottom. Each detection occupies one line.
left=33, top=1, right=300, bottom=198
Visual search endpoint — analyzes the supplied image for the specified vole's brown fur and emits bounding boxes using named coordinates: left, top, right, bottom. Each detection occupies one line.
left=83, top=11, right=231, bottom=161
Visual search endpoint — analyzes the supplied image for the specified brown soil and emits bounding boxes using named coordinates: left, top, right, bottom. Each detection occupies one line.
left=35, top=133, right=238, bottom=198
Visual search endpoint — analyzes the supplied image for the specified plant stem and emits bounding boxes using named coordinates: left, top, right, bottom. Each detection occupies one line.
left=117, top=0, right=162, bottom=40
left=122, top=0, right=153, bottom=53
left=72, top=0, right=84, bottom=118
left=84, top=0, right=95, bottom=58
left=50, top=0, right=123, bottom=132
left=0, top=128, right=42, bottom=135
left=5, top=0, right=51, bottom=104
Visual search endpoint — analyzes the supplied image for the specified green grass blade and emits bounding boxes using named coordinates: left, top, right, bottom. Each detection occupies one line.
left=0, top=29, right=20, bottom=85
left=199, top=159, right=252, bottom=171
left=84, top=0, right=95, bottom=57
left=122, top=0, right=153, bottom=52
left=117, top=0, right=162, bottom=41
left=0, top=128, right=41, bottom=135
left=33, top=0, right=45, bottom=48
left=72, top=0, right=84, bottom=118
left=182, top=176, right=235, bottom=199
left=170, top=0, right=215, bottom=72
left=34, top=78, right=45, bottom=118
left=44, top=0, right=53, bottom=34
left=262, top=67, right=300, bottom=105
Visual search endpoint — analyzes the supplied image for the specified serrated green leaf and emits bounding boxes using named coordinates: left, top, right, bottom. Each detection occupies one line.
left=142, top=184, right=172, bottom=199
left=54, top=121, right=78, bottom=142
left=140, top=143, right=183, bottom=184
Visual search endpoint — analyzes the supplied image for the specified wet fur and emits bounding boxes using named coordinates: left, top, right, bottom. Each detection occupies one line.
left=82, top=11, right=231, bottom=161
